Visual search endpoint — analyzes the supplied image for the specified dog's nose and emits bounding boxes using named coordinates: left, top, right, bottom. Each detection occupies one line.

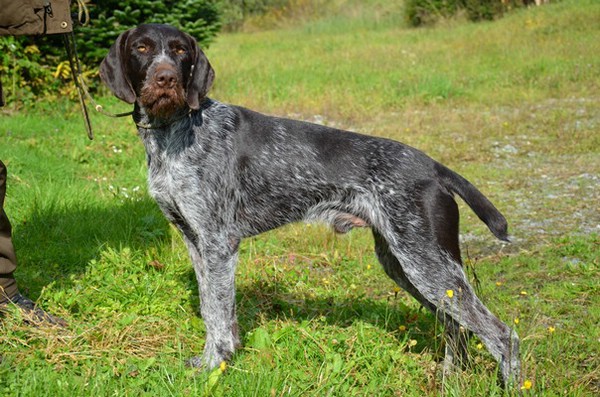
left=154, top=68, right=178, bottom=88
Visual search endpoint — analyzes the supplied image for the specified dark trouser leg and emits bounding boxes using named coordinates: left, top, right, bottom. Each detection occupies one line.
left=0, top=78, right=4, bottom=107
left=0, top=160, right=19, bottom=304
left=0, top=161, right=66, bottom=325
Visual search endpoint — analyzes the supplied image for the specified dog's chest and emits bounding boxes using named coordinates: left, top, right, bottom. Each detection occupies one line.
left=146, top=149, right=204, bottom=223
left=148, top=158, right=180, bottom=200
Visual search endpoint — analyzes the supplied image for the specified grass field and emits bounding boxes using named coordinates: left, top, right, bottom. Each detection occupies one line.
left=1, top=0, right=598, bottom=395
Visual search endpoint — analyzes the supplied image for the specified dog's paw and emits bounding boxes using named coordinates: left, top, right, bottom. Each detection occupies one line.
left=186, top=342, right=234, bottom=371
left=499, top=331, right=521, bottom=389
left=185, top=354, right=226, bottom=371
left=185, top=356, right=204, bottom=369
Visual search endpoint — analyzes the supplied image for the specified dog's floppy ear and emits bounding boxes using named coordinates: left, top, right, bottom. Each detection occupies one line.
left=186, top=44, right=215, bottom=109
left=100, top=29, right=136, bottom=104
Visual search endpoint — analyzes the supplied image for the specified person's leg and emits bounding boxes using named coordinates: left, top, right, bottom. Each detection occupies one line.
left=0, top=160, right=18, bottom=303
left=0, top=160, right=66, bottom=325
left=0, top=78, right=4, bottom=107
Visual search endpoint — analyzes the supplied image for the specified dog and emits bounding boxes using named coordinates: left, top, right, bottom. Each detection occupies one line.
left=100, top=24, right=520, bottom=387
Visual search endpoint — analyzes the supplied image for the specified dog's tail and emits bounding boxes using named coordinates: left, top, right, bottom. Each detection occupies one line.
left=435, top=163, right=510, bottom=242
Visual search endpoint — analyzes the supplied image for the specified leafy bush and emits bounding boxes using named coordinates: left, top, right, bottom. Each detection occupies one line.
left=404, top=0, right=530, bottom=26
left=218, top=0, right=333, bottom=31
left=0, top=0, right=221, bottom=107
left=74, top=0, right=221, bottom=67
left=0, top=37, right=65, bottom=107
left=218, top=0, right=290, bottom=31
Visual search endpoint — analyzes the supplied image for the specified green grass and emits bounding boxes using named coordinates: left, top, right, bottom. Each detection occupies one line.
left=1, top=0, right=599, bottom=395
left=208, top=0, right=599, bottom=121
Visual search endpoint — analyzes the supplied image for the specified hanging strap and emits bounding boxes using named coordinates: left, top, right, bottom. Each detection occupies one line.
left=63, top=30, right=93, bottom=139
left=61, top=1, right=133, bottom=140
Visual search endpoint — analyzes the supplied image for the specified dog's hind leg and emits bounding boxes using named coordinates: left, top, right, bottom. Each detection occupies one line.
left=374, top=190, right=519, bottom=386
left=375, top=228, right=519, bottom=386
left=184, top=234, right=241, bottom=370
left=373, top=230, right=469, bottom=377
left=419, top=185, right=471, bottom=375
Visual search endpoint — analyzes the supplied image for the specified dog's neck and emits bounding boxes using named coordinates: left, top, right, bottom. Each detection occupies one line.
left=132, top=97, right=215, bottom=130
left=133, top=102, right=193, bottom=130
left=134, top=101, right=209, bottom=160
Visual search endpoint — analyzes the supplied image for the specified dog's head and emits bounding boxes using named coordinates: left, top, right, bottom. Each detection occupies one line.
left=100, top=24, right=214, bottom=118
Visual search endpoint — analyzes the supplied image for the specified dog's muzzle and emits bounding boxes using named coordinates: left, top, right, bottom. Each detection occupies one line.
left=140, top=62, right=186, bottom=118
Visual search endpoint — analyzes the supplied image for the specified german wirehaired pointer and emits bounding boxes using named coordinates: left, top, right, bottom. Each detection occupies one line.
left=100, top=24, right=520, bottom=386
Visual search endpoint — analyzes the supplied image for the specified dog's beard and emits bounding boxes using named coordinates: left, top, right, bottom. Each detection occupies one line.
left=139, top=84, right=186, bottom=119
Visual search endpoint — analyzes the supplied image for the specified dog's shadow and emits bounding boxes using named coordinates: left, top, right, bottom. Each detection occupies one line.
left=17, top=195, right=440, bottom=354
left=226, top=277, right=439, bottom=355
left=13, top=197, right=171, bottom=296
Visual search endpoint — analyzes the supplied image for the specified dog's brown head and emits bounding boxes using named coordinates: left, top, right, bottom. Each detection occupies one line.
left=100, top=24, right=214, bottom=118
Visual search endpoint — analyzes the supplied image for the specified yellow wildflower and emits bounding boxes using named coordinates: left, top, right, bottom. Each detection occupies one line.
left=219, top=361, right=227, bottom=372
left=399, top=325, right=407, bottom=332
left=446, top=289, right=454, bottom=298
left=521, top=379, right=532, bottom=390
left=548, top=326, right=555, bottom=334
left=476, top=343, right=483, bottom=350
left=514, top=318, right=520, bottom=325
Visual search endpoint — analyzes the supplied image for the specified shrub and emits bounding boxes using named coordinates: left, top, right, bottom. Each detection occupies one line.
left=0, top=0, right=221, bottom=107
left=0, top=37, right=63, bottom=107
left=74, top=0, right=221, bottom=67
left=217, top=0, right=333, bottom=31
left=218, top=0, right=290, bottom=31
left=404, top=0, right=530, bottom=26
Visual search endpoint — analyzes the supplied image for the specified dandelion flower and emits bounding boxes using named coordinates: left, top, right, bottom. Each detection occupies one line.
left=548, top=326, right=555, bottom=334
left=399, top=325, right=407, bottom=332
left=219, top=361, right=227, bottom=372
left=495, top=281, right=503, bottom=286
left=521, top=379, right=532, bottom=390
left=367, top=264, right=372, bottom=270
left=476, top=343, right=483, bottom=350
left=514, top=318, right=520, bottom=325
left=446, top=289, right=454, bottom=298
left=520, top=291, right=528, bottom=296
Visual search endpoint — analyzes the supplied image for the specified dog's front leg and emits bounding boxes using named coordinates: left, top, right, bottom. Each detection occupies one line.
left=185, top=235, right=241, bottom=369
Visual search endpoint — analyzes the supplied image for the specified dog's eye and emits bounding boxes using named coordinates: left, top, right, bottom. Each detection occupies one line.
left=137, top=45, right=148, bottom=53
left=175, top=47, right=187, bottom=55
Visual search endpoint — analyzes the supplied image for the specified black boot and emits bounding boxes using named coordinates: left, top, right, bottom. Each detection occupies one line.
left=0, top=293, right=67, bottom=327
